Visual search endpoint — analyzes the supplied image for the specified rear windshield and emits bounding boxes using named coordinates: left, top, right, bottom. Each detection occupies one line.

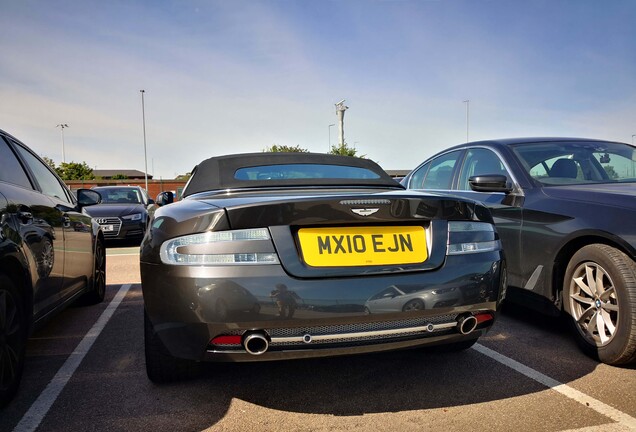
left=181, top=153, right=402, bottom=197
left=234, top=164, right=381, bottom=181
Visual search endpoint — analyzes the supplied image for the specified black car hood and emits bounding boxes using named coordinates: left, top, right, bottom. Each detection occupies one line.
left=542, top=183, right=636, bottom=209
left=84, top=204, right=146, bottom=218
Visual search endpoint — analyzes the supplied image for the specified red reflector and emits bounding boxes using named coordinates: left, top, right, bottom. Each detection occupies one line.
left=210, top=335, right=242, bottom=345
left=475, top=313, right=493, bottom=324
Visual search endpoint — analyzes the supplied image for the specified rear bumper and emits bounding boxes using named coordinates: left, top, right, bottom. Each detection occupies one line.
left=141, top=251, right=505, bottom=362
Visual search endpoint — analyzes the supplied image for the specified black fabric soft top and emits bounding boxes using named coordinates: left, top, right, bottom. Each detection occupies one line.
left=182, top=152, right=402, bottom=197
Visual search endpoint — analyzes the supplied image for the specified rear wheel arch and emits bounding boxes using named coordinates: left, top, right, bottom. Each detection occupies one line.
left=562, top=243, right=636, bottom=364
left=0, top=257, right=33, bottom=327
left=551, top=234, right=634, bottom=309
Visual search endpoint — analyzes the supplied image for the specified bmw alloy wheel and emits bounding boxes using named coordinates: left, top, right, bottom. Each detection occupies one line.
left=568, top=261, right=619, bottom=346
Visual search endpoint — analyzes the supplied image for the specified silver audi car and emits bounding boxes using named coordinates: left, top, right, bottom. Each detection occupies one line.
left=140, top=152, right=507, bottom=382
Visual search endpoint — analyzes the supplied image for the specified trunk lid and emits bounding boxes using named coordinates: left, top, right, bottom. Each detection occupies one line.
left=216, top=190, right=482, bottom=278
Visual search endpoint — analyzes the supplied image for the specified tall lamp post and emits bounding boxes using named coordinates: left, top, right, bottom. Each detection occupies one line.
left=463, top=100, right=470, bottom=143
left=56, top=123, right=69, bottom=163
left=328, top=124, right=335, bottom=152
left=140, top=90, right=149, bottom=192
left=335, top=100, right=348, bottom=150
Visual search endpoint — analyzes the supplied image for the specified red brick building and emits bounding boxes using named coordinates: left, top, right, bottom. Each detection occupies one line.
left=66, top=179, right=188, bottom=201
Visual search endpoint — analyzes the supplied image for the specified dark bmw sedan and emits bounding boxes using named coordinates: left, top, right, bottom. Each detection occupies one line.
left=140, top=152, right=506, bottom=383
left=403, top=137, right=636, bottom=365
left=85, top=186, right=155, bottom=243
left=0, top=129, right=105, bottom=407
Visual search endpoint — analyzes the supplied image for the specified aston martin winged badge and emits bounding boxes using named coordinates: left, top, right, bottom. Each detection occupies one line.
left=351, top=208, right=379, bottom=216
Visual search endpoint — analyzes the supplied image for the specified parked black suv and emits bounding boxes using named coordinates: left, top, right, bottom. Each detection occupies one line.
left=0, top=129, right=105, bottom=407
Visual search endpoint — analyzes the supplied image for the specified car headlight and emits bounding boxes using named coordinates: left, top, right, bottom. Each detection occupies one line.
left=159, top=228, right=280, bottom=265
left=447, top=221, right=501, bottom=255
left=122, top=213, right=143, bottom=221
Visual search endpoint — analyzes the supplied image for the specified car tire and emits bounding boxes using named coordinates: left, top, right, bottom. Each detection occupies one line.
left=0, top=273, right=27, bottom=408
left=563, top=244, right=636, bottom=365
left=36, top=236, right=54, bottom=278
left=144, top=309, right=199, bottom=383
left=402, top=299, right=425, bottom=312
left=81, top=237, right=106, bottom=305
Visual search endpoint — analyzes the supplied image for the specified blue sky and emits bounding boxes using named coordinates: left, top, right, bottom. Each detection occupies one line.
left=1, top=0, right=635, bottom=179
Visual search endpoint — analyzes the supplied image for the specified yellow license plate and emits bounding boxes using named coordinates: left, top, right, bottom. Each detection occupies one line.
left=298, top=226, right=427, bottom=267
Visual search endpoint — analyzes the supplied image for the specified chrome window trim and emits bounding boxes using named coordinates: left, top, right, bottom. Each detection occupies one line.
left=407, top=145, right=523, bottom=194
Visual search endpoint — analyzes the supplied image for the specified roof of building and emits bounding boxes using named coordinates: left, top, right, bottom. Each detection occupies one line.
left=93, top=169, right=152, bottom=179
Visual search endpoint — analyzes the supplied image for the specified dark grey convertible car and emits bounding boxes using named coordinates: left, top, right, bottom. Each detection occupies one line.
left=403, top=137, right=636, bottom=365
left=140, top=152, right=506, bottom=382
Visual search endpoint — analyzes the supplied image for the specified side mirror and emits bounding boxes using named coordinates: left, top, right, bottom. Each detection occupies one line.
left=147, top=198, right=155, bottom=205
left=155, top=191, right=174, bottom=207
left=468, top=175, right=512, bottom=193
left=77, top=189, right=102, bottom=207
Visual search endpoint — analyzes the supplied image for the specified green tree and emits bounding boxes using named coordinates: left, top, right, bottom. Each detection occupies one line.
left=329, top=142, right=365, bottom=158
left=603, top=165, right=619, bottom=179
left=42, top=156, right=56, bottom=170
left=111, top=174, right=129, bottom=180
left=175, top=172, right=192, bottom=181
left=57, top=162, right=95, bottom=180
left=264, top=144, right=309, bottom=153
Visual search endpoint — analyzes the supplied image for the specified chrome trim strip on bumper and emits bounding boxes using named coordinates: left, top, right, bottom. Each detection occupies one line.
left=270, top=321, right=457, bottom=344
left=208, top=317, right=463, bottom=354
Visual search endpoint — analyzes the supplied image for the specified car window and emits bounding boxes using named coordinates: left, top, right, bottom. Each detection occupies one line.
left=593, top=152, right=636, bottom=180
left=14, top=143, right=72, bottom=203
left=140, top=188, right=149, bottom=204
left=458, top=148, right=509, bottom=190
left=234, top=164, right=381, bottom=180
left=0, top=138, right=33, bottom=189
left=408, top=161, right=431, bottom=189
left=512, top=141, right=636, bottom=185
left=370, top=287, right=398, bottom=301
left=419, top=151, right=461, bottom=190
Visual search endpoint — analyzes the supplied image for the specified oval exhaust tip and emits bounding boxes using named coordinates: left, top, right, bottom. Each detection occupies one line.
left=243, top=333, right=269, bottom=355
left=458, top=315, right=478, bottom=335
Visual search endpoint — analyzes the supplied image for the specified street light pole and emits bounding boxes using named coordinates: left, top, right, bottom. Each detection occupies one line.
left=140, top=90, right=148, bottom=192
left=463, top=100, right=470, bottom=143
left=328, top=124, right=335, bottom=153
left=335, top=100, right=348, bottom=151
left=56, top=124, right=69, bottom=163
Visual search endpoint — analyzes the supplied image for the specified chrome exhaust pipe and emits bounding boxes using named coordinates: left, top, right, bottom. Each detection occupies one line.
left=457, top=315, right=478, bottom=335
left=243, top=332, right=269, bottom=355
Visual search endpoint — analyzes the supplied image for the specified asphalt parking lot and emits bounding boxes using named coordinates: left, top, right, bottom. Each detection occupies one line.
left=2, top=247, right=635, bottom=432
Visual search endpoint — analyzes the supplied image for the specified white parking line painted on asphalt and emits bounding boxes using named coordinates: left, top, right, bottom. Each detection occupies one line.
left=13, top=284, right=132, bottom=432
left=473, top=343, right=636, bottom=431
